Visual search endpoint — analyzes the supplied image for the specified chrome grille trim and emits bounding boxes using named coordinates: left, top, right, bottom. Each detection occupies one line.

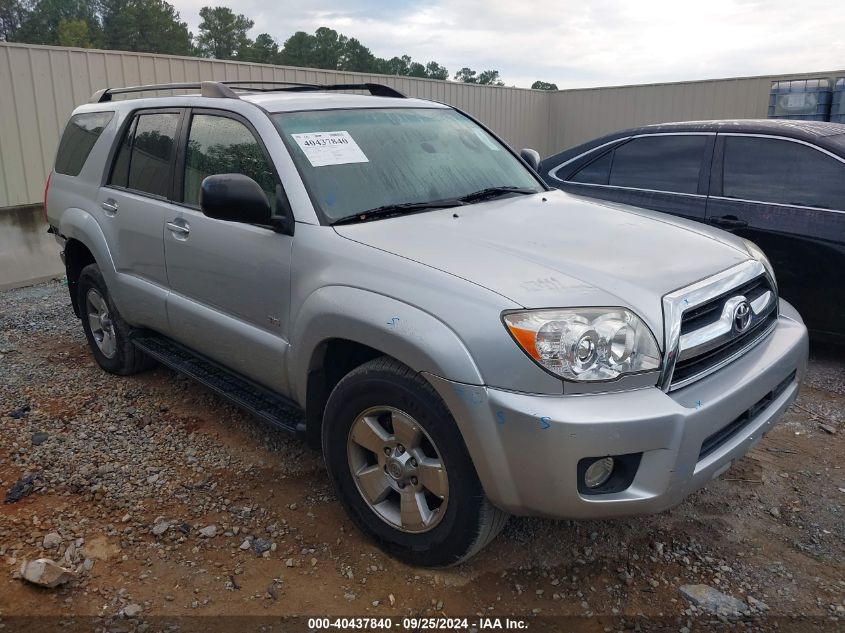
left=659, top=260, right=778, bottom=392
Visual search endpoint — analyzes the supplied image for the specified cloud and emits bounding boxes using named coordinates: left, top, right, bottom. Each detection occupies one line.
left=173, top=0, right=845, bottom=88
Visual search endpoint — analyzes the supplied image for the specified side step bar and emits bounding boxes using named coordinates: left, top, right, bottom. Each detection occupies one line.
left=132, top=333, right=305, bottom=435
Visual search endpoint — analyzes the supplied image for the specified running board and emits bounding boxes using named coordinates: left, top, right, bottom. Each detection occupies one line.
left=131, top=333, right=305, bottom=435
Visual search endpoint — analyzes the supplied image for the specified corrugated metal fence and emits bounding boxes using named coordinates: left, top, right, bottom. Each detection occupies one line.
left=549, top=69, right=845, bottom=151
left=0, top=42, right=552, bottom=208
left=1, top=41, right=844, bottom=210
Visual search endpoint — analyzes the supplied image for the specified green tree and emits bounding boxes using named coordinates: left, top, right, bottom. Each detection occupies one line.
left=278, top=30, right=315, bottom=66
left=56, top=16, right=89, bottom=46
left=425, top=61, right=448, bottom=80
left=15, top=0, right=100, bottom=46
left=477, top=69, right=504, bottom=86
left=239, top=32, right=278, bottom=63
left=454, top=67, right=477, bottom=83
left=407, top=61, right=427, bottom=78
left=379, top=55, right=411, bottom=76
left=195, top=5, right=253, bottom=59
left=339, top=37, right=377, bottom=72
left=0, top=0, right=29, bottom=40
left=311, top=26, right=346, bottom=69
left=531, top=80, right=558, bottom=90
left=99, top=0, right=192, bottom=55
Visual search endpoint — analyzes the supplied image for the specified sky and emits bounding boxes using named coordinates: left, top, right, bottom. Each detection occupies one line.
left=174, top=0, right=845, bottom=89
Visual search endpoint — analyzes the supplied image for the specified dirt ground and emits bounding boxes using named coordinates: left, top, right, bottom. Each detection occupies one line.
left=1, top=281, right=843, bottom=632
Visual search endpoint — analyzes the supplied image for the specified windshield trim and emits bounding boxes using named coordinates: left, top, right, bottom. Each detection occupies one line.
left=270, top=105, right=549, bottom=226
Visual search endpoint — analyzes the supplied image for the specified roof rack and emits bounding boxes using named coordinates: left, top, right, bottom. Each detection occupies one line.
left=89, top=80, right=406, bottom=103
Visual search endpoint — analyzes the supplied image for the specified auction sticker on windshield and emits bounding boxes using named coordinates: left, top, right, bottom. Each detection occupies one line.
left=291, top=131, right=369, bottom=167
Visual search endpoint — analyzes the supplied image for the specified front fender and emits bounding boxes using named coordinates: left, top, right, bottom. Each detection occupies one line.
left=290, top=285, right=484, bottom=405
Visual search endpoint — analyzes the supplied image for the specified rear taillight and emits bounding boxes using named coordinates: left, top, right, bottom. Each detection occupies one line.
left=43, top=171, right=52, bottom=223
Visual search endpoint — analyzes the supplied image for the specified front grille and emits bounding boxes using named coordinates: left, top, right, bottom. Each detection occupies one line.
left=669, top=274, right=777, bottom=390
left=680, top=276, right=771, bottom=336
left=698, top=370, right=796, bottom=460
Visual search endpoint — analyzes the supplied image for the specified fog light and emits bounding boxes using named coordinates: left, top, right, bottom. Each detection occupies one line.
left=584, top=457, right=614, bottom=489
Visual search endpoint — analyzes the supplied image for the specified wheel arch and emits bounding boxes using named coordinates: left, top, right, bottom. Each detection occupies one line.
left=292, top=286, right=484, bottom=449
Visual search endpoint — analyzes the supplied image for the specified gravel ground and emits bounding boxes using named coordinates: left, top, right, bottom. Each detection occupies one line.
left=1, top=280, right=843, bottom=632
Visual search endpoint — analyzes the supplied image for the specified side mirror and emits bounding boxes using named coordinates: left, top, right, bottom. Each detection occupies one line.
left=200, top=174, right=272, bottom=226
left=520, top=148, right=541, bottom=171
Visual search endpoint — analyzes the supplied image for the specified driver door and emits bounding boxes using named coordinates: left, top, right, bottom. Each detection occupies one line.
left=164, top=109, right=293, bottom=393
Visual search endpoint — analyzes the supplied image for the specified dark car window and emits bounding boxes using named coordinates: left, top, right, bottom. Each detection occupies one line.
left=608, top=135, right=707, bottom=194
left=722, top=136, right=845, bottom=210
left=109, top=112, right=179, bottom=198
left=568, top=150, right=612, bottom=185
left=55, top=112, right=114, bottom=176
left=184, top=114, right=278, bottom=212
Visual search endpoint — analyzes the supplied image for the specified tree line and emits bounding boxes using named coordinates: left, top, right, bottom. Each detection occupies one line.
left=0, top=0, right=558, bottom=88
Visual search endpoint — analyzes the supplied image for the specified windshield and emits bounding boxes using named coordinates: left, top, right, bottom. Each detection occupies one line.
left=273, top=108, right=543, bottom=222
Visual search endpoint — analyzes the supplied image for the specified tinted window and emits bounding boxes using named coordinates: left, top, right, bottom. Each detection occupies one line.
left=126, top=113, right=179, bottom=197
left=55, top=112, right=114, bottom=176
left=184, top=115, right=278, bottom=211
left=723, top=136, right=845, bottom=210
left=609, top=135, right=706, bottom=194
left=568, top=150, right=612, bottom=184
left=109, top=117, right=136, bottom=188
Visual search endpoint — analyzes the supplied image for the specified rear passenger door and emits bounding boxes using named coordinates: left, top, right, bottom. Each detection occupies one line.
left=707, top=134, right=845, bottom=336
left=163, top=109, right=293, bottom=394
left=98, top=108, right=184, bottom=333
left=551, top=134, right=714, bottom=221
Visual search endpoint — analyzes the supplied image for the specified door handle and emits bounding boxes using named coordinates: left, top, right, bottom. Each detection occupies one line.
left=166, top=220, right=190, bottom=236
left=101, top=199, right=118, bottom=214
left=708, top=215, right=748, bottom=229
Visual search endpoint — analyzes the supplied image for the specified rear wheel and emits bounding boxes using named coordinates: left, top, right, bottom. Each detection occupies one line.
left=323, top=357, right=508, bottom=566
left=77, top=264, right=155, bottom=375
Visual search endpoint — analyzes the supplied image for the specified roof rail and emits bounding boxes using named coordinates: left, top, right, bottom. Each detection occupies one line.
left=89, top=80, right=405, bottom=103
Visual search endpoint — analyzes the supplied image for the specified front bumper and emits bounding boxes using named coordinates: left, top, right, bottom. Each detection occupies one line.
left=426, top=300, right=808, bottom=518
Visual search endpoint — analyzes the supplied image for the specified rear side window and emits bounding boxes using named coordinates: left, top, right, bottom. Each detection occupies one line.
left=722, top=136, right=845, bottom=210
left=608, top=135, right=706, bottom=194
left=568, top=150, right=612, bottom=185
left=108, top=112, right=180, bottom=198
left=54, top=112, right=114, bottom=176
left=183, top=114, right=278, bottom=211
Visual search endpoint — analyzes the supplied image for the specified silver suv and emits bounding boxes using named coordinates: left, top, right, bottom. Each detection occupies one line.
left=46, top=81, right=809, bottom=566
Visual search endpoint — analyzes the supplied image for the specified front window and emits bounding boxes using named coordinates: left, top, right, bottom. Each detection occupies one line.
left=273, top=108, right=542, bottom=222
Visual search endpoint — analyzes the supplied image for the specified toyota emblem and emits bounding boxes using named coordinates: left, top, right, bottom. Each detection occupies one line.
left=733, top=300, right=752, bottom=333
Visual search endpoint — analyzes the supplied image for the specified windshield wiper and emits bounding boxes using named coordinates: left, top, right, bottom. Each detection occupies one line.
left=331, top=200, right=465, bottom=225
left=458, top=186, right=539, bottom=203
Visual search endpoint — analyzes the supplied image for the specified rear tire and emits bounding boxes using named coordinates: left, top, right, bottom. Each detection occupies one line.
left=77, top=264, right=155, bottom=375
left=322, top=356, right=508, bottom=566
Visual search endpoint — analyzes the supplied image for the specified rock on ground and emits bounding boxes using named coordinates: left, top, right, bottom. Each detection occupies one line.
left=19, top=559, right=74, bottom=588
left=679, top=584, right=749, bottom=616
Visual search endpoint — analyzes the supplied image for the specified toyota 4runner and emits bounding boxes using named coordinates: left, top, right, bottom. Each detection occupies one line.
left=45, top=81, right=809, bottom=566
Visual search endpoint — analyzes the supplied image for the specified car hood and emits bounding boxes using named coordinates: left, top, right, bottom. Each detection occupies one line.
left=333, top=190, right=751, bottom=340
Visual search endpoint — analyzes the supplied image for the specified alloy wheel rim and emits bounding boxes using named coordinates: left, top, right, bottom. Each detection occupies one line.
left=85, top=288, right=117, bottom=359
left=347, top=406, right=449, bottom=533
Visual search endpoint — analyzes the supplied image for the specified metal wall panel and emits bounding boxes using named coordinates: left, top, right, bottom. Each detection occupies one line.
left=0, top=42, right=552, bottom=207
left=547, top=69, right=845, bottom=152
left=2, top=41, right=845, bottom=209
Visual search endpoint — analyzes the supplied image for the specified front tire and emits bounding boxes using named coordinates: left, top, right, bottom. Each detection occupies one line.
left=77, top=264, right=155, bottom=375
left=322, top=357, right=508, bottom=566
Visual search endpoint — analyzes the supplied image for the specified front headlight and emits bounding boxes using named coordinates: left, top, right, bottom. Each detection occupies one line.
left=503, top=308, right=661, bottom=382
left=743, top=239, right=777, bottom=290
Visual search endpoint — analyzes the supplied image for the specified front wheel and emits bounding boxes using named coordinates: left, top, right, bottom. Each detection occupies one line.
left=322, top=357, right=508, bottom=566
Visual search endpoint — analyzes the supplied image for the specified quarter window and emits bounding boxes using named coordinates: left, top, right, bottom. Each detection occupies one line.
left=568, top=150, right=612, bottom=185
left=55, top=112, right=114, bottom=176
left=108, top=112, right=179, bottom=198
left=722, top=136, right=845, bottom=210
left=183, top=114, right=278, bottom=212
left=608, top=135, right=706, bottom=194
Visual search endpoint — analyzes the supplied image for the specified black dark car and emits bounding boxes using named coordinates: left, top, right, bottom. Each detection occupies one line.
left=539, top=119, right=845, bottom=341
